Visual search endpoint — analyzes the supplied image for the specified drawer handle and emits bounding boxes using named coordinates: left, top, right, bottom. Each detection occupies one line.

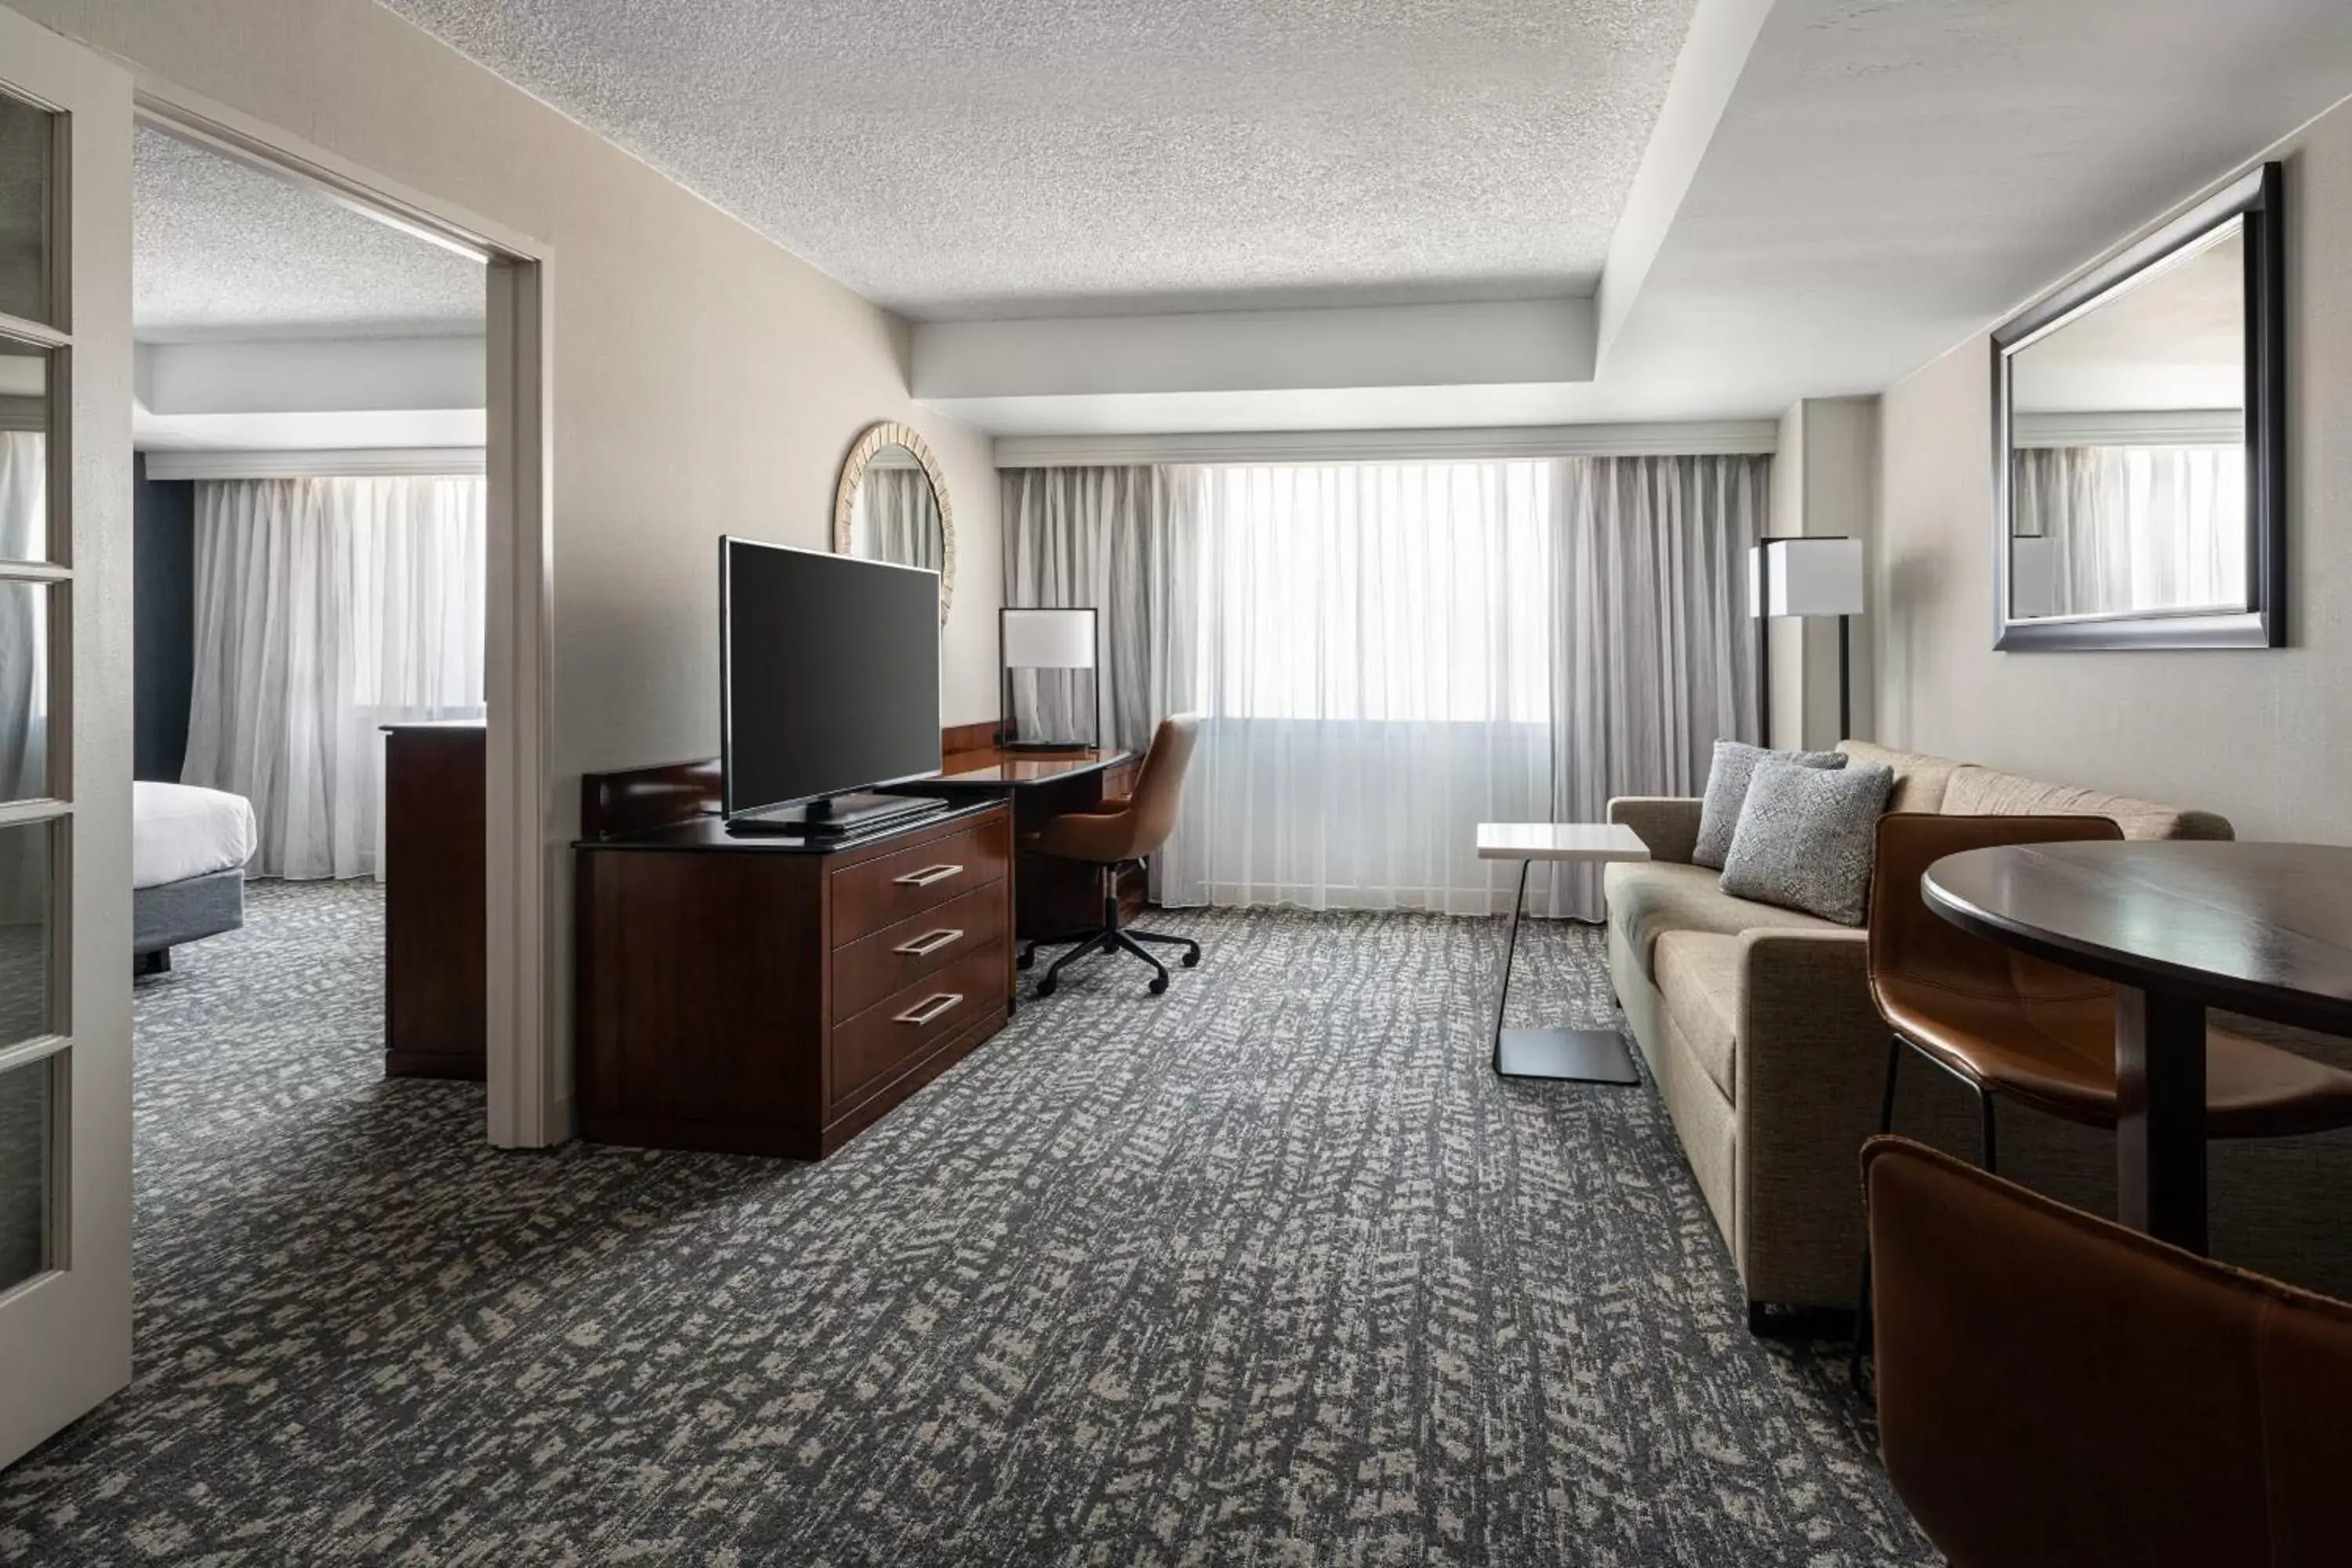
left=893, top=862, right=964, bottom=888
left=892, top=992, right=964, bottom=1027
left=893, top=927, right=965, bottom=958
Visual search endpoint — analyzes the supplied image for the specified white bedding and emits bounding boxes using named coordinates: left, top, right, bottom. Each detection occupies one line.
left=132, top=782, right=258, bottom=891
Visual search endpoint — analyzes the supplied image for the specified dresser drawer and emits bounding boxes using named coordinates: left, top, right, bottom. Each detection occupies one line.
left=830, top=941, right=1005, bottom=1112
left=831, top=882, right=1007, bottom=1024
left=829, top=815, right=1009, bottom=945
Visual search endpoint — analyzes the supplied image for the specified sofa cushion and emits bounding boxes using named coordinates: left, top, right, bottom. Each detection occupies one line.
left=1941, top=765, right=2234, bottom=841
left=1655, top=930, right=1742, bottom=1103
left=1719, top=760, right=1896, bottom=925
left=1693, top=739, right=1848, bottom=869
left=1838, top=740, right=1962, bottom=815
left=1602, top=859, right=1842, bottom=977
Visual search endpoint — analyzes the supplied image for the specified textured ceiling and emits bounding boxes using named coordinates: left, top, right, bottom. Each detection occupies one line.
left=377, top=0, right=1700, bottom=320
left=134, top=127, right=484, bottom=343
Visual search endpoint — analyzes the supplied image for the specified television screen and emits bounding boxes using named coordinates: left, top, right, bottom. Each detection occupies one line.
left=721, top=538, right=941, bottom=818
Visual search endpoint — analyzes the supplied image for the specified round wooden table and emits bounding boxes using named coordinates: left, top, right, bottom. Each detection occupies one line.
left=1922, top=840, right=2352, bottom=1254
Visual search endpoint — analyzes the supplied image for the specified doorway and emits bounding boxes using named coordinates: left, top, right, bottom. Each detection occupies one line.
left=132, top=93, right=555, bottom=1152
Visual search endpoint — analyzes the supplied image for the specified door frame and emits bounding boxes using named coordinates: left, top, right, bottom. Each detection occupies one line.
left=132, top=82, right=562, bottom=1148
left=0, top=0, right=136, bottom=1471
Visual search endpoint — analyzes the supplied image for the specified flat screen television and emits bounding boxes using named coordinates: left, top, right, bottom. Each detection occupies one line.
left=720, top=537, right=942, bottom=835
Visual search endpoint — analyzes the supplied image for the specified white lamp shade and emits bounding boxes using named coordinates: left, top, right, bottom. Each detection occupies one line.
left=1749, top=537, right=1865, bottom=618
left=1002, top=608, right=1098, bottom=669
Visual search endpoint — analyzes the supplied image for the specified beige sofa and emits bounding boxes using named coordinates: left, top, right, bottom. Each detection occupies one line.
left=1603, top=740, right=2352, bottom=1319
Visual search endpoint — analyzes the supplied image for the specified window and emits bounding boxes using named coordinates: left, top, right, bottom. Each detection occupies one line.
left=1196, top=463, right=1554, bottom=724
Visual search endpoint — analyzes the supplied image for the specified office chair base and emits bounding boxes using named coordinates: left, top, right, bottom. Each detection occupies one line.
left=1022, top=869, right=1200, bottom=998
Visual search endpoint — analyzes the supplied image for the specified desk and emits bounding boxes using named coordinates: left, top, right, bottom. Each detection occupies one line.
left=1923, top=840, right=2352, bottom=1253
left=912, top=746, right=1139, bottom=941
left=381, top=721, right=485, bottom=1080
left=1476, top=822, right=1651, bottom=1083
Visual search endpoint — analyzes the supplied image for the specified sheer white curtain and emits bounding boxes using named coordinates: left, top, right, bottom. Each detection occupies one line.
left=1160, top=463, right=1559, bottom=915
left=0, top=427, right=42, bottom=563
left=0, top=432, right=46, bottom=802
left=183, top=476, right=485, bottom=879
left=0, top=433, right=46, bottom=930
left=2011, top=445, right=2245, bottom=615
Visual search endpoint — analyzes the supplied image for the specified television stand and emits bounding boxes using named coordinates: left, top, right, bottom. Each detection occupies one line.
left=575, top=767, right=1014, bottom=1160
left=728, top=790, right=940, bottom=838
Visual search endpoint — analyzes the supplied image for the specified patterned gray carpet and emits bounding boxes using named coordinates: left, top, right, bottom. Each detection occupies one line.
left=0, top=882, right=1934, bottom=1565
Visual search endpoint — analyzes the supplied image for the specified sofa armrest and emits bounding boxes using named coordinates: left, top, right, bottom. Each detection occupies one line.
left=1607, top=797, right=1702, bottom=865
left=1733, top=927, right=1890, bottom=1308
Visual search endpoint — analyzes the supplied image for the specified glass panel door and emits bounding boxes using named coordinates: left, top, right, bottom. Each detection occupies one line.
left=0, top=9, right=135, bottom=1470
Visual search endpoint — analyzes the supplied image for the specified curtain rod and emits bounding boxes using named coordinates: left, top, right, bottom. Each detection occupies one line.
left=991, top=419, right=1778, bottom=468
left=143, top=447, right=488, bottom=481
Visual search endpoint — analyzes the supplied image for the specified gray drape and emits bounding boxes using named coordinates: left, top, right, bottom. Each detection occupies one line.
left=1000, top=466, right=1197, bottom=753
left=1546, top=453, right=1767, bottom=916
left=862, top=468, right=943, bottom=572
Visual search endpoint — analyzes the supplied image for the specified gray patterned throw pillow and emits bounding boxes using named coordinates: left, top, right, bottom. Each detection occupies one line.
left=1693, top=740, right=1847, bottom=869
left=1718, top=759, right=1895, bottom=926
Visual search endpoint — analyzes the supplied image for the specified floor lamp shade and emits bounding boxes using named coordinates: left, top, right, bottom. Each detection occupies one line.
left=1000, top=607, right=1099, bottom=749
left=1749, top=537, right=1865, bottom=618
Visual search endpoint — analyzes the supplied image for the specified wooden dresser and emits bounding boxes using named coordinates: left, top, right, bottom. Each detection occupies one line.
left=381, top=721, right=487, bottom=1080
left=574, top=761, right=1014, bottom=1160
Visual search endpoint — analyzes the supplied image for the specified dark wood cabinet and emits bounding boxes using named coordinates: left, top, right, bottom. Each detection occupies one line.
left=382, top=722, right=486, bottom=1080
left=574, top=781, right=1014, bottom=1160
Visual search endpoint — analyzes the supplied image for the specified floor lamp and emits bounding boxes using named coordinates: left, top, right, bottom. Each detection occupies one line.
left=1749, top=537, right=1866, bottom=745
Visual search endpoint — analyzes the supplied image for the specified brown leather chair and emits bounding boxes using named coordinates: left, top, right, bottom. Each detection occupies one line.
left=1865, top=1134, right=2352, bottom=1568
left=1852, top=812, right=2352, bottom=1382
left=1022, top=713, right=1203, bottom=997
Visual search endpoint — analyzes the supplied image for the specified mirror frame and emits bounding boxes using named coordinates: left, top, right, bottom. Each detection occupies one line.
left=833, top=419, right=954, bottom=625
left=1990, top=161, right=2285, bottom=652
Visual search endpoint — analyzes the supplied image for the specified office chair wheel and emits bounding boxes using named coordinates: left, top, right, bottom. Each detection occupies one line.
left=1035, top=974, right=1058, bottom=998
left=1181, top=950, right=1200, bottom=968
left=1017, top=946, right=1035, bottom=970
left=1148, top=975, right=1168, bottom=996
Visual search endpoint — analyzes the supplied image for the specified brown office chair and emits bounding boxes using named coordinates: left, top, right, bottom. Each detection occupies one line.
left=1022, top=713, right=1203, bottom=997
left=1851, top=812, right=2352, bottom=1383
left=1864, top=1134, right=2352, bottom=1568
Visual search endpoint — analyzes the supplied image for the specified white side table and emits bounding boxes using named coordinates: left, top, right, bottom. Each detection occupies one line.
left=1475, top=822, right=1651, bottom=1083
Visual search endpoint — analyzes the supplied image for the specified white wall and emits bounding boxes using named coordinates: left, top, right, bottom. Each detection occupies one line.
left=1765, top=403, right=1805, bottom=746
left=1875, top=94, right=2352, bottom=840
left=1767, top=396, right=1878, bottom=750
left=8, top=0, right=1003, bottom=1121
left=1796, top=397, right=1878, bottom=750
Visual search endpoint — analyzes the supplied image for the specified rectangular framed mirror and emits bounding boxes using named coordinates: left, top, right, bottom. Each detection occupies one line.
left=1991, top=162, right=2284, bottom=651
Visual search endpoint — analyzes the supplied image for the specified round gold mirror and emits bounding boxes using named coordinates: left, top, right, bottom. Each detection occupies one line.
left=833, top=421, right=953, bottom=624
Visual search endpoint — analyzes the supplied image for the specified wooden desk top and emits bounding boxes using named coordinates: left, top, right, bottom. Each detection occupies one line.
left=576, top=797, right=999, bottom=855
left=935, top=747, right=1134, bottom=787
left=1924, top=840, right=2352, bottom=1035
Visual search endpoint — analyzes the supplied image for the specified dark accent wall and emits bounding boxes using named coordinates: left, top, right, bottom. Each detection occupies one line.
left=133, top=453, right=194, bottom=782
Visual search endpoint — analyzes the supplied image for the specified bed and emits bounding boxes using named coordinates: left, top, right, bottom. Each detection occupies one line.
left=133, top=782, right=257, bottom=975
